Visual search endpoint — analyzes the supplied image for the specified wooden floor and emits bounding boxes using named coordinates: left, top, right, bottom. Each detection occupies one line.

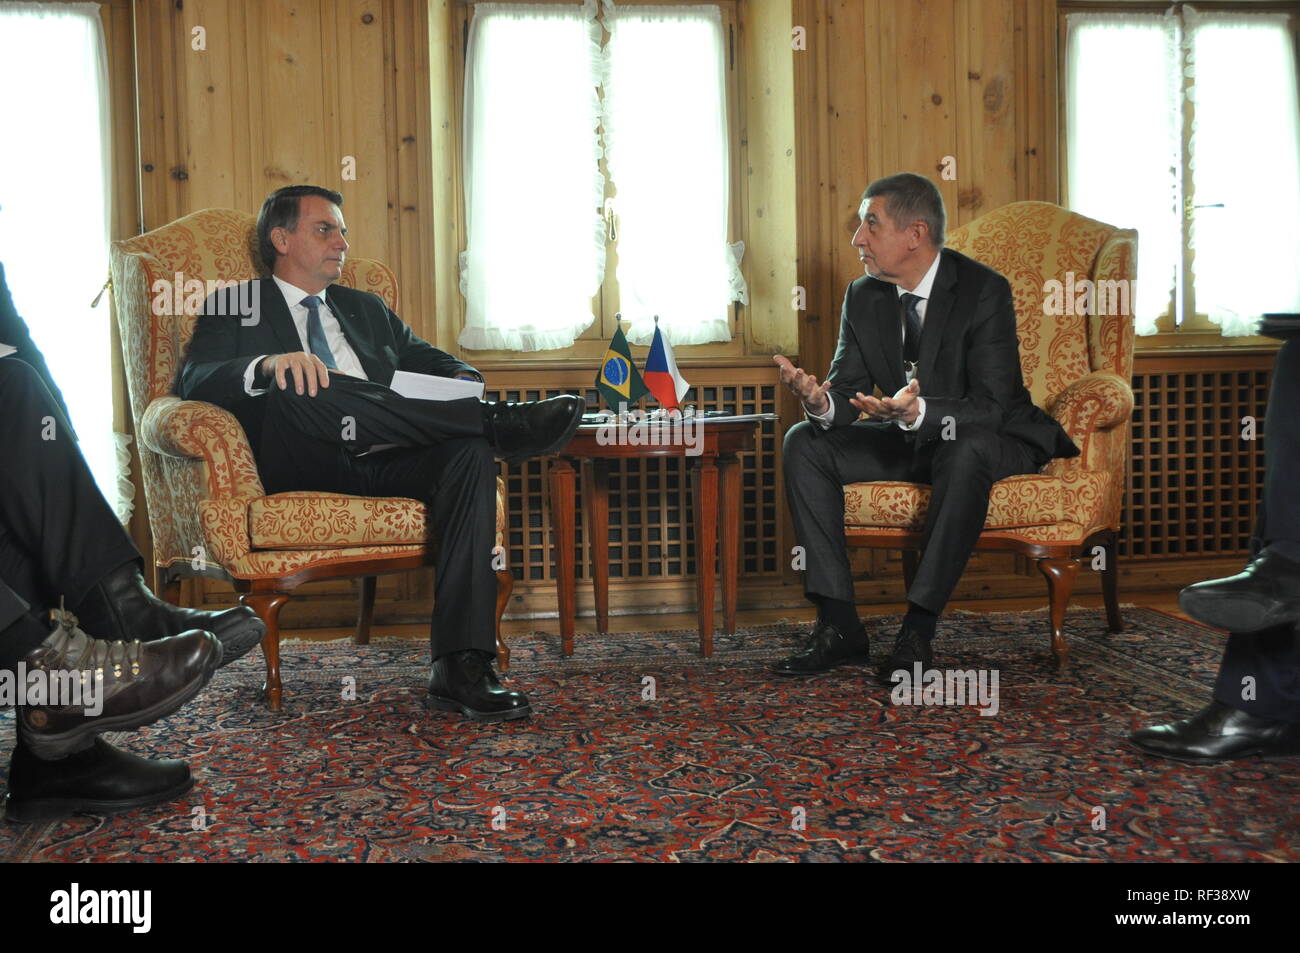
left=284, top=587, right=1196, bottom=643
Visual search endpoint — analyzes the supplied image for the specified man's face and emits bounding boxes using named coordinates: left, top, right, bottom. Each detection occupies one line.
left=272, top=195, right=348, bottom=291
left=851, top=195, right=916, bottom=282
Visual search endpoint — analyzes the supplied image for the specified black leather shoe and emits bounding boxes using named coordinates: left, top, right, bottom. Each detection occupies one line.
left=73, top=563, right=265, bottom=666
left=19, top=612, right=222, bottom=760
left=771, top=622, right=870, bottom=675
left=1129, top=701, right=1300, bottom=764
left=876, top=624, right=934, bottom=684
left=485, top=395, right=584, bottom=465
left=5, top=736, right=193, bottom=823
left=425, top=650, right=532, bottom=722
left=1179, top=549, right=1300, bottom=633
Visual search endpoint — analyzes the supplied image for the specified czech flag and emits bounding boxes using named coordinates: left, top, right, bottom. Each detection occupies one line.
left=644, top=320, right=689, bottom=410
left=595, top=325, right=649, bottom=412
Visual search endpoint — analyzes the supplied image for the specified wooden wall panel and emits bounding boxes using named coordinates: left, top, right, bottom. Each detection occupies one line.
left=794, top=0, right=1061, bottom=381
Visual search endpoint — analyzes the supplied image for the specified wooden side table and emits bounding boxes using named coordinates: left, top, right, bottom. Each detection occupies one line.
left=548, top=418, right=764, bottom=657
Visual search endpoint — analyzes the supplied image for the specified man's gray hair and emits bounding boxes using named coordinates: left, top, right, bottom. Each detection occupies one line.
left=863, top=173, right=946, bottom=247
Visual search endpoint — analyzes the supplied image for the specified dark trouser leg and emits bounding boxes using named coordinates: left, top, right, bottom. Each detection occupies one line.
left=1213, top=341, right=1300, bottom=718
left=1214, top=626, right=1300, bottom=723
left=258, top=375, right=484, bottom=489
left=782, top=420, right=913, bottom=604
left=358, top=440, right=499, bottom=659
left=0, top=359, right=139, bottom=612
left=252, top=382, right=500, bottom=659
left=906, top=425, right=1039, bottom=614
left=1262, top=340, right=1300, bottom=561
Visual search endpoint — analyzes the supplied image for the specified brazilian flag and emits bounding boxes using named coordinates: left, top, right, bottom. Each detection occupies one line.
left=595, top=326, right=649, bottom=412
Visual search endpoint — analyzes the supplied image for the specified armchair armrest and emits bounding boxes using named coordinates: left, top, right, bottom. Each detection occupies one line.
left=1047, top=371, right=1134, bottom=439
left=140, top=396, right=264, bottom=499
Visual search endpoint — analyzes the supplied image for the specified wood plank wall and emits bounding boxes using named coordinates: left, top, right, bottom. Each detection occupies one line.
left=791, top=0, right=1059, bottom=379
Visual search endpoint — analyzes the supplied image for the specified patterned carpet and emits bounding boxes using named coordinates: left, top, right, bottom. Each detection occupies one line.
left=2, top=607, right=1298, bottom=862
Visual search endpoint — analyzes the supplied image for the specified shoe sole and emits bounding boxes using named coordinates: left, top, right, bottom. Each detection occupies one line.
left=771, top=654, right=871, bottom=676
left=4, top=774, right=195, bottom=824
left=423, top=692, right=532, bottom=723
left=19, top=643, right=224, bottom=761
left=1127, top=738, right=1300, bottom=765
left=1178, top=591, right=1300, bottom=633
left=501, top=401, right=585, bottom=466
left=216, top=620, right=266, bottom=668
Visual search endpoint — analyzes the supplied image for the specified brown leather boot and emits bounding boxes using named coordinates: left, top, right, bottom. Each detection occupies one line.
left=17, top=610, right=222, bottom=760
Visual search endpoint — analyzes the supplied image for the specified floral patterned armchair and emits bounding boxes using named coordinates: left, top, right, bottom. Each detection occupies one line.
left=843, top=201, right=1137, bottom=665
left=110, top=208, right=511, bottom=709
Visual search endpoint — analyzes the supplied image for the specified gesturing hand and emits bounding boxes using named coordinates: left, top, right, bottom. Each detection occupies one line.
left=773, top=354, right=832, bottom=417
left=851, top=378, right=922, bottom=424
left=262, top=351, right=331, bottom=397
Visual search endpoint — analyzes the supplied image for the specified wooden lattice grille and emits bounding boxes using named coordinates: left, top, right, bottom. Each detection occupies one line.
left=1123, top=363, right=1271, bottom=558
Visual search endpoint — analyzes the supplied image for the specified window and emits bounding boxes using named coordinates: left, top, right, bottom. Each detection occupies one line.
left=457, top=0, right=747, bottom=354
left=1063, top=4, right=1300, bottom=339
left=0, top=3, right=122, bottom=515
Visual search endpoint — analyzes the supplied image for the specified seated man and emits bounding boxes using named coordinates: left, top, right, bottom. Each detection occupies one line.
left=1, top=262, right=253, bottom=820
left=773, top=173, right=1079, bottom=679
left=1130, top=337, right=1300, bottom=762
left=178, top=185, right=584, bottom=722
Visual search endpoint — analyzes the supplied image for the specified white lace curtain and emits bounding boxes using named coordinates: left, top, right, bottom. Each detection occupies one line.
left=0, top=2, right=131, bottom=521
left=1066, top=7, right=1300, bottom=336
left=603, top=3, right=744, bottom=345
left=459, top=0, right=745, bottom=351
left=1184, top=8, right=1300, bottom=336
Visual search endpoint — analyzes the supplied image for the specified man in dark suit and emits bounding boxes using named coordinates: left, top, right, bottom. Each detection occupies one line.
left=179, top=185, right=583, bottom=723
left=1130, top=336, right=1300, bottom=762
left=773, top=173, right=1079, bottom=679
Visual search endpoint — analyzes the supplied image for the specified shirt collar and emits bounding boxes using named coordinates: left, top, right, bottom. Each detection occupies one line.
left=272, top=275, right=328, bottom=311
left=895, top=248, right=943, bottom=301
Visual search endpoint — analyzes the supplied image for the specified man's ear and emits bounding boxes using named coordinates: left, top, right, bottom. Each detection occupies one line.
left=271, top=226, right=289, bottom=254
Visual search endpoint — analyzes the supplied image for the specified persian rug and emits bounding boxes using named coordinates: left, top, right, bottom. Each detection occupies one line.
left=2, top=607, right=1297, bottom=862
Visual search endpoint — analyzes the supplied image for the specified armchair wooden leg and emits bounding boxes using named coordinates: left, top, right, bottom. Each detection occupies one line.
left=901, top=550, right=919, bottom=593
left=155, top=566, right=181, bottom=606
left=240, top=592, right=290, bottom=712
left=494, top=568, right=513, bottom=671
left=1036, top=557, right=1080, bottom=670
left=1101, top=533, right=1123, bottom=633
left=354, top=576, right=376, bottom=645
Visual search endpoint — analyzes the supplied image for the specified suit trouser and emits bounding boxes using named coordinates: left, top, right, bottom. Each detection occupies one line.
left=1213, top=339, right=1300, bottom=722
left=255, top=376, right=497, bottom=658
left=0, top=358, right=140, bottom=673
left=783, top=418, right=1040, bottom=619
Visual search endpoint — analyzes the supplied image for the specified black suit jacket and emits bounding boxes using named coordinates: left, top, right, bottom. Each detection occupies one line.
left=177, top=278, right=478, bottom=451
left=824, top=247, right=1079, bottom=467
left=0, top=261, right=72, bottom=425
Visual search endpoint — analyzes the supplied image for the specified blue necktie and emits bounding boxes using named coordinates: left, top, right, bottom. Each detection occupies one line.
left=301, top=295, right=338, bottom=369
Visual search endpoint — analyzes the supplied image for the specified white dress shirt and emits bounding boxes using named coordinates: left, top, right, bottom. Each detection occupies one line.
left=807, top=249, right=943, bottom=432
left=243, top=277, right=368, bottom=395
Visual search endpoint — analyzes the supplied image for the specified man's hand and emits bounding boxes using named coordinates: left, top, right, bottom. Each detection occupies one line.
left=774, top=354, right=832, bottom=417
left=851, top=378, right=922, bottom=424
left=262, top=352, right=331, bottom=397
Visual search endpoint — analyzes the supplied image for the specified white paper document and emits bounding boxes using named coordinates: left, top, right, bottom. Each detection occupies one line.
left=389, top=370, right=485, bottom=401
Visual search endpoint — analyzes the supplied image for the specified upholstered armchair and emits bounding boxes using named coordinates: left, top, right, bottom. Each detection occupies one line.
left=110, top=208, right=512, bottom=710
left=843, top=201, right=1137, bottom=666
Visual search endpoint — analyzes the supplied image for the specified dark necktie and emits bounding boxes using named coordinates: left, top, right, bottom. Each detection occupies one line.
left=901, top=292, right=922, bottom=376
left=301, top=295, right=338, bottom=369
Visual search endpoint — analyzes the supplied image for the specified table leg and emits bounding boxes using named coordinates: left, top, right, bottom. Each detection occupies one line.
left=718, top=454, right=741, bottom=636
left=691, top=454, right=719, bottom=657
left=549, top=458, right=577, bottom=656
left=585, top=458, right=611, bottom=633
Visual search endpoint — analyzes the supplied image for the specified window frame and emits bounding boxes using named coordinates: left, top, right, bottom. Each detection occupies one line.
left=451, top=0, right=750, bottom=365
